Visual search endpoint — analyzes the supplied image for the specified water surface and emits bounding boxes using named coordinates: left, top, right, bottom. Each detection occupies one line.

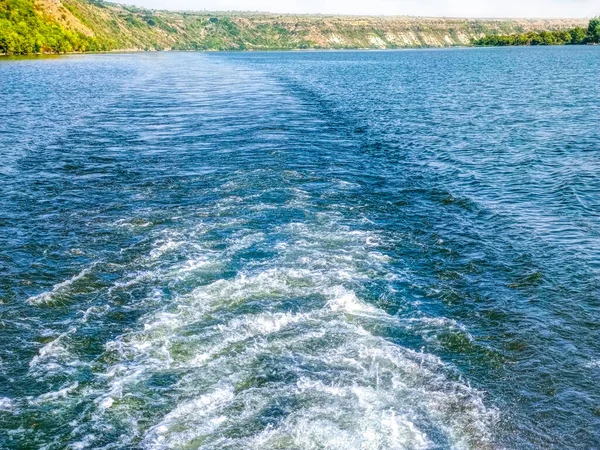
left=1, top=47, right=599, bottom=449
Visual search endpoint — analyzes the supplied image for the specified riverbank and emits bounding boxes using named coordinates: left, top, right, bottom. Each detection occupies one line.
left=0, top=0, right=589, bottom=55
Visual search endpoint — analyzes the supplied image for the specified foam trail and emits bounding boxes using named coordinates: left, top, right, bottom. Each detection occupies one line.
left=12, top=54, right=502, bottom=450
left=79, top=216, right=496, bottom=449
left=24, top=196, right=496, bottom=449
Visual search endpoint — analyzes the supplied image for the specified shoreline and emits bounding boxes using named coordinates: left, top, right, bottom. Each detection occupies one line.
left=2, top=2, right=589, bottom=58
left=2, top=43, right=597, bottom=58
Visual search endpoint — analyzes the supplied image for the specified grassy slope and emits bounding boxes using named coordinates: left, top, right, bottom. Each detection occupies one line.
left=0, top=0, right=590, bottom=54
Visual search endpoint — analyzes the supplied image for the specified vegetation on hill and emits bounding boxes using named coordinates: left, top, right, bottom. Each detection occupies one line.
left=0, top=0, right=106, bottom=53
left=0, top=0, right=592, bottom=55
left=473, top=17, right=600, bottom=46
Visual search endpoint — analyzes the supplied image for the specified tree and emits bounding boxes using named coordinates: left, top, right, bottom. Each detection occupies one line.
left=569, top=27, right=587, bottom=44
left=588, top=17, right=600, bottom=44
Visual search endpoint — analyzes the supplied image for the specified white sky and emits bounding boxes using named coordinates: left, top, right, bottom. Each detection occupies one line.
left=126, top=0, right=599, bottom=18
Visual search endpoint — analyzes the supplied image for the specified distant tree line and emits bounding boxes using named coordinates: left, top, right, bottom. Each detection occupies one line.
left=474, top=17, right=600, bottom=46
left=0, top=0, right=107, bottom=55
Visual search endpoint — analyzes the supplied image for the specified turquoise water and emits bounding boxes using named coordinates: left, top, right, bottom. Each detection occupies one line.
left=1, top=46, right=599, bottom=449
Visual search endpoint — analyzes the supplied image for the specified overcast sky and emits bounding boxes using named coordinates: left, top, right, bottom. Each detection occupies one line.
left=126, top=0, right=598, bottom=18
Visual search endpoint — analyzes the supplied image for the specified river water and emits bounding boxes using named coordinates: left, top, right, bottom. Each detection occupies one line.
left=1, top=46, right=599, bottom=449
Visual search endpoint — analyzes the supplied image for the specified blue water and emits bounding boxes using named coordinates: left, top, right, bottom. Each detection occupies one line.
left=1, top=46, right=599, bottom=449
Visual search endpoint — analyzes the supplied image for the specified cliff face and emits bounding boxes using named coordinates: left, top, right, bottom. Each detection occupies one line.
left=3, top=0, right=590, bottom=53
left=168, top=15, right=586, bottom=50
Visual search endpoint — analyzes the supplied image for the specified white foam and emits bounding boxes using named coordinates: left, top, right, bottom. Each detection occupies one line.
left=327, top=289, right=379, bottom=315
left=27, top=267, right=92, bottom=305
left=248, top=404, right=431, bottom=450
left=108, top=270, right=159, bottom=293
left=172, top=257, right=216, bottom=275
left=79, top=305, right=110, bottom=323
left=70, top=434, right=97, bottom=450
left=113, top=218, right=152, bottom=229
left=334, top=179, right=361, bottom=190
left=150, top=240, right=185, bottom=259
left=226, top=232, right=265, bottom=253
left=35, top=382, right=79, bottom=403
left=125, top=307, right=493, bottom=449
left=44, top=190, right=495, bottom=449
left=584, top=360, right=600, bottom=369
left=369, top=251, right=392, bottom=262
left=98, top=397, right=114, bottom=409
left=143, top=386, right=234, bottom=448
left=0, top=397, right=13, bottom=411
left=28, top=328, right=78, bottom=377
left=224, top=311, right=305, bottom=336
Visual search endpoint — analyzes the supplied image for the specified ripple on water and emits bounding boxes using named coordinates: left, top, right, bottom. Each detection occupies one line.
left=4, top=47, right=600, bottom=450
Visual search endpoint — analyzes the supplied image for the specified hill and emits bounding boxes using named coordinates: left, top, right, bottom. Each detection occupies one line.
left=0, top=0, right=590, bottom=54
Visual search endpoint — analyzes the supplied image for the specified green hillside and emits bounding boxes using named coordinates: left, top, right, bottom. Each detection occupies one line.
left=0, top=0, right=103, bottom=53
left=0, top=0, right=591, bottom=55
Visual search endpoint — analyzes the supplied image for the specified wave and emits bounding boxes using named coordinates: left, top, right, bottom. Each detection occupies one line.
left=52, top=213, right=497, bottom=449
left=27, top=267, right=94, bottom=305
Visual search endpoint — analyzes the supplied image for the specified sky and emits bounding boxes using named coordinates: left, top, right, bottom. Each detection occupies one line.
left=126, top=0, right=599, bottom=18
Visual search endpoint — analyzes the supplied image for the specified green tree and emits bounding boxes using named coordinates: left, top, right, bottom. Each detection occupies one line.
left=588, top=17, right=600, bottom=43
left=569, top=27, right=587, bottom=44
